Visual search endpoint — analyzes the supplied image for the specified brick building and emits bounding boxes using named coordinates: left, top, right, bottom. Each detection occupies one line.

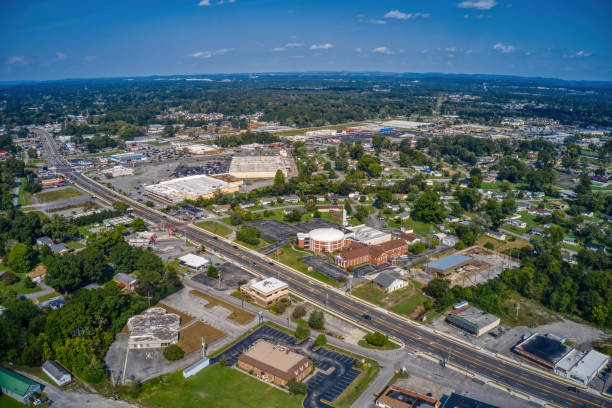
left=335, top=239, right=408, bottom=269
left=237, top=340, right=312, bottom=386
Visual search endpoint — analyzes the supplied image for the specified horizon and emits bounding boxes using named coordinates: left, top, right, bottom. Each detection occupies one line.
left=1, top=0, right=611, bottom=82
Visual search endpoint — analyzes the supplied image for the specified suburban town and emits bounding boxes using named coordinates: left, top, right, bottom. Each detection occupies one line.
left=1, top=1, right=611, bottom=408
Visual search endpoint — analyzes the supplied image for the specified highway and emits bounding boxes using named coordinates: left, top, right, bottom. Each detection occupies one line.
left=38, top=129, right=611, bottom=408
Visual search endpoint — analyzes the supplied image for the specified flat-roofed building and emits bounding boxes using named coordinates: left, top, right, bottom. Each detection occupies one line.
left=178, top=253, right=210, bottom=271
left=424, top=254, right=473, bottom=276
left=228, top=155, right=289, bottom=179
left=446, top=305, right=500, bottom=336
left=376, top=385, right=440, bottom=408
left=127, top=307, right=180, bottom=349
left=144, top=174, right=240, bottom=203
left=297, top=228, right=345, bottom=253
left=113, top=272, right=138, bottom=293
left=240, top=277, right=288, bottom=307
left=346, top=224, right=392, bottom=245
left=513, top=333, right=572, bottom=370
left=237, top=340, right=312, bottom=386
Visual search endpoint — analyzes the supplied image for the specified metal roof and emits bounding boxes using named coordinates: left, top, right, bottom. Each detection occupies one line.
left=425, top=254, right=472, bottom=271
left=0, top=366, right=41, bottom=397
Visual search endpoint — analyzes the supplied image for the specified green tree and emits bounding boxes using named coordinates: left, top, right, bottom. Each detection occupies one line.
left=413, top=190, right=445, bottom=223
left=292, top=305, right=307, bottom=320
left=236, top=227, right=260, bottom=246
left=207, top=265, right=219, bottom=279
left=130, top=217, right=146, bottom=232
left=308, top=310, right=325, bottom=330
left=287, top=378, right=308, bottom=395
left=316, top=334, right=327, bottom=347
left=7, top=243, right=34, bottom=274
left=364, top=331, right=387, bottom=347
left=456, top=188, right=481, bottom=212
left=1, top=270, right=18, bottom=285
left=274, top=169, right=285, bottom=187
left=295, top=320, right=310, bottom=340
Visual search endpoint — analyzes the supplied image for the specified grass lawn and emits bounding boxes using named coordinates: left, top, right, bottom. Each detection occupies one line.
left=235, top=236, right=272, bottom=250
left=390, top=169, right=405, bottom=178
left=483, top=291, right=560, bottom=327
left=352, top=281, right=428, bottom=319
left=18, top=182, right=32, bottom=206
left=136, top=363, right=303, bottom=408
left=0, top=272, right=43, bottom=296
left=358, top=338, right=401, bottom=350
left=37, top=291, right=61, bottom=302
left=277, top=245, right=340, bottom=287
left=0, top=394, right=25, bottom=407
left=35, top=187, right=83, bottom=203
left=195, top=221, right=233, bottom=238
left=66, top=241, right=86, bottom=250
left=403, top=219, right=435, bottom=236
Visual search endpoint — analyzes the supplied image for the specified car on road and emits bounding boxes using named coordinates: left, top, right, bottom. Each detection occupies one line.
left=362, top=314, right=372, bottom=320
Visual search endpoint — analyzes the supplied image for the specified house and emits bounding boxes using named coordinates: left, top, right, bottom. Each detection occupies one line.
left=396, top=211, right=411, bottom=221
left=506, top=219, right=527, bottom=229
left=585, top=242, right=605, bottom=251
left=260, top=197, right=275, bottom=205
left=400, top=233, right=421, bottom=245
left=42, top=360, right=72, bottom=387
left=0, top=366, right=43, bottom=404
left=284, top=195, right=300, bottom=203
left=36, top=236, right=69, bottom=254
left=435, top=233, right=458, bottom=247
left=373, top=273, right=408, bottom=293
left=445, top=214, right=460, bottom=223
left=532, top=192, right=545, bottom=199
left=486, top=230, right=506, bottom=241
left=528, top=228, right=544, bottom=236
left=551, top=201, right=569, bottom=210
left=26, top=265, right=46, bottom=283
left=563, top=236, right=578, bottom=246
left=113, top=273, right=138, bottom=292
left=239, top=201, right=255, bottom=209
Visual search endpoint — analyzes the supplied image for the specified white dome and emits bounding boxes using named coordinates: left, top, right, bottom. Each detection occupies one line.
left=309, top=228, right=344, bottom=242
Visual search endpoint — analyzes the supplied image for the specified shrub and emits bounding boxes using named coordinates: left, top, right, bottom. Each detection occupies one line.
left=315, top=334, right=327, bottom=347
left=287, top=378, right=308, bottom=395
left=292, top=305, right=306, bottom=320
left=163, top=344, right=184, bottom=361
left=271, top=301, right=287, bottom=314
left=484, top=242, right=495, bottom=250
left=364, top=331, right=387, bottom=347
left=1, top=270, right=18, bottom=285
left=454, top=241, right=466, bottom=250
left=24, top=276, right=36, bottom=288
left=236, top=227, right=260, bottom=246
left=308, top=310, right=325, bottom=330
left=295, top=321, right=310, bottom=340
left=207, top=265, right=219, bottom=278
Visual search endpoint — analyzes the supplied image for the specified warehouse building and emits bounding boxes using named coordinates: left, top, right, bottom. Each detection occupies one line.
left=297, top=228, right=345, bottom=253
left=127, top=307, right=180, bottom=349
left=0, top=366, right=43, bottom=404
left=240, top=277, right=288, bottom=307
left=144, top=174, right=240, bottom=203
left=178, top=144, right=222, bottom=155
left=228, top=155, right=289, bottom=179
left=424, top=254, right=473, bottom=276
left=237, top=340, right=312, bottom=386
left=345, top=224, right=392, bottom=245
left=446, top=305, right=500, bottom=336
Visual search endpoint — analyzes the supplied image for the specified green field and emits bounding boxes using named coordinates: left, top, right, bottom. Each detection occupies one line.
left=18, top=182, right=32, bottom=206
left=358, top=337, right=401, bottom=351
left=136, top=363, right=303, bottom=408
left=66, top=241, right=86, bottom=250
left=0, top=271, right=43, bottom=296
left=195, top=221, right=233, bottom=237
left=352, top=281, right=428, bottom=319
left=277, top=245, right=340, bottom=287
left=35, top=187, right=83, bottom=202
left=402, top=219, right=435, bottom=236
left=0, top=394, right=25, bottom=407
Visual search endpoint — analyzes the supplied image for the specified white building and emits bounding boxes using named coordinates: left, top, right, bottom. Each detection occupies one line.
left=127, top=307, right=180, bottom=349
left=373, top=273, right=408, bottom=293
left=556, top=349, right=609, bottom=385
left=109, top=165, right=134, bottom=177
left=178, top=253, right=210, bottom=271
left=144, top=174, right=240, bottom=203
left=42, top=360, right=72, bottom=387
left=345, top=225, right=391, bottom=246
left=228, top=155, right=289, bottom=179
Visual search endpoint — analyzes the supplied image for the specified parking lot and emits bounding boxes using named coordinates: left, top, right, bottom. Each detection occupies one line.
left=295, top=219, right=339, bottom=233
left=191, top=262, right=255, bottom=290
left=215, top=325, right=360, bottom=408
left=303, top=255, right=348, bottom=281
left=247, top=219, right=297, bottom=242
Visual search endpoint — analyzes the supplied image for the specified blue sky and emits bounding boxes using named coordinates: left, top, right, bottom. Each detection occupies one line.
left=1, top=0, right=611, bottom=81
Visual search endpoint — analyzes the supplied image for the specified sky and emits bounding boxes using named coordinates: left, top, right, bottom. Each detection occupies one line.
left=1, top=0, right=611, bottom=82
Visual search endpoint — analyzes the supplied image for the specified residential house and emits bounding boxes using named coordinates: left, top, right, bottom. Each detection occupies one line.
left=42, top=360, right=72, bottom=387
left=373, top=273, right=408, bottom=293
left=113, top=273, right=138, bottom=292
left=486, top=230, right=506, bottom=241
left=26, top=265, right=46, bottom=283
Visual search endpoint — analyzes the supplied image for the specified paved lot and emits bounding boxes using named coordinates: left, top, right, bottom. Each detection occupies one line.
left=105, top=333, right=129, bottom=385
left=303, top=255, right=348, bottom=281
left=295, top=219, right=339, bottom=233
left=247, top=219, right=297, bottom=242
left=215, top=325, right=360, bottom=408
left=191, top=262, right=255, bottom=290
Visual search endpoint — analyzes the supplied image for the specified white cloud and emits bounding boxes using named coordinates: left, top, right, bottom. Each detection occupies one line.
left=372, top=20, right=387, bottom=25
left=84, top=55, right=97, bottom=62
left=272, top=47, right=286, bottom=52
left=217, top=0, right=235, bottom=3
left=384, top=10, right=430, bottom=20
left=445, top=47, right=457, bottom=52
left=576, top=50, right=591, bottom=57
left=198, top=0, right=210, bottom=5
left=286, top=43, right=304, bottom=47
left=457, top=0, right=496, bottom=10
left=6, top=55, right=25, bottom=65
left=310, top=43, right=333, bottom=50
left=355, top=48, right=362, bottom=53
left=493, top=42, right=515, bottom=53
left=55, top=52, right=67, bottom=61
left=190, top=49, right=231, bottom=58
left=372, top=46, right=393, bottom=55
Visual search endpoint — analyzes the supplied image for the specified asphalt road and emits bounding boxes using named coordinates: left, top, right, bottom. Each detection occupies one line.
left=38, top=128, right=612, bottom=408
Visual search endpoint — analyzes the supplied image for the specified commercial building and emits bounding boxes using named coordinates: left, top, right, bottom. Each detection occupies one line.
left=144, top=174, right=240, bottom=203
left=178, top=253, right=210, bottom=271
left=109, top=152, right=147, bottom=163
left=380, top=120, right=432, bottom=129
left=228, top=155, right=289, bottom=179
left=373, top=273, right=408, bottom=293
left=297, top=228, right=345, bottom=253
left=556, top=349, right=609, bottom=385
left=109, top=165, right=134, bottom=177
left=42, top=360, right=72, bottom=386
left=237, top=340, right=312, bottom=386
left=376, top=385, right=440, bottom=408
left=0, top=366, right=43, bottom=404
left=345, top=224, right=392, bottom=246
left=446, top=305, right=500, bottom=336
left=178, top=144, right=222, bottom=155
left=240, top=277, right=289, bottom=307
left=127, top=307, right=180, bottom=349
left=336, top=239, right=408, bottom=269
left=424, top=254, right=473, bottom=276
